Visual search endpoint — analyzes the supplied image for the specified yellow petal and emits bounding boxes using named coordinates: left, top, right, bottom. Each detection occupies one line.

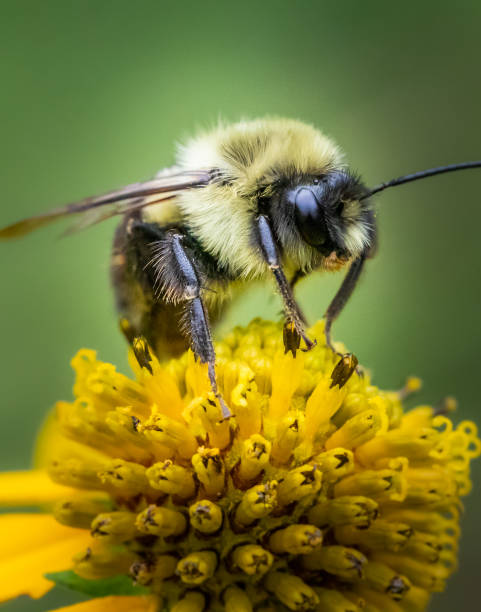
left=0, top=513, right=89, bottom=561
left=0, top=470, right=77, bottom=507
left=0, top=514, right=91, bottom=601
left=51, top=595, right=159, bottom=612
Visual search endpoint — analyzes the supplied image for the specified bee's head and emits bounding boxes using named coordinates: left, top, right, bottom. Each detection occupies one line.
left=273, top=170, right=375, bottom=260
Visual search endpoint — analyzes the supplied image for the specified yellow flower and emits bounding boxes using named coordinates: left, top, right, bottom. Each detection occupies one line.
left=0, top=319, right=479, bottom=611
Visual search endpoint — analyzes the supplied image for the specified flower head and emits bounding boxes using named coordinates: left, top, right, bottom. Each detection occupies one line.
left=1, top=319, right=480, bottom=611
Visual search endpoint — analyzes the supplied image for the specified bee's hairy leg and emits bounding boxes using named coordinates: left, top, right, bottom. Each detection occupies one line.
left=112, top=216, right=187, bottom=357
left=283, top=320, right=301, bottom=356
left=289, top=268, right=308, bottom=291
left=254, top=214, right=314, bottom=355
left=324, top=252, right=367, bottom=354
left=150, top=230, right=231, bottom=419
left=289, top=268, right=308, bottom=333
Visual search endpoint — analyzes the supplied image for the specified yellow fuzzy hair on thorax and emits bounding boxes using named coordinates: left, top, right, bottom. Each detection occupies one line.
left=178, top=118, right=343, bottom=193
left=172, top=118, right=343, bottom=278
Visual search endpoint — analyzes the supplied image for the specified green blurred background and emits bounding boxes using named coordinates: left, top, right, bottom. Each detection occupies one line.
left=1, top=0, right=480, bottom=609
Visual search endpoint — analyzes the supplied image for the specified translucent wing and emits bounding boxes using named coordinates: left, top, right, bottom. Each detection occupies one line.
left=0, top=169, right=212, bottom=240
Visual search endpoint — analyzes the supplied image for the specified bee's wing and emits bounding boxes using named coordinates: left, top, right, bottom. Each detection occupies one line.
left=0, top=169, right=212, bottom=240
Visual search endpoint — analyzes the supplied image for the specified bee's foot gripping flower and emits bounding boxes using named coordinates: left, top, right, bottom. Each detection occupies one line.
left=2, top=319, right=480, bottom=612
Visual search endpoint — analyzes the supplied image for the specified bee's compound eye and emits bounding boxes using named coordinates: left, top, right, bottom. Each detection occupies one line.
left=293, top=188, right=327, bottom=247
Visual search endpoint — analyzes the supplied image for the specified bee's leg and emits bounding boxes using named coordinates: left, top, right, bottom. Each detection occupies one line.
left=289, top=268, right=308, bottom=327
left=289, top=268, right=307, bottom=291
left=254, top=215, right=314, bottom=355
left=150, top=231, right=231, bottom=419
left=112, top=215, right=190, bottom=357
left=324, top=253, right=367, bottom=353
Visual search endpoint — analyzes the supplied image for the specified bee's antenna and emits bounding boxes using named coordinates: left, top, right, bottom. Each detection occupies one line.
left=362, top=160, right=481, bottom=199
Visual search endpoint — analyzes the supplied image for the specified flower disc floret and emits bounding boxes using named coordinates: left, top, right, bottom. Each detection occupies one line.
left=38, top=319, right=481, bottom=611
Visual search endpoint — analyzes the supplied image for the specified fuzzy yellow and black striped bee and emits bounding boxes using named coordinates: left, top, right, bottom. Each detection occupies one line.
left=1, top=118, right=480, bottom=417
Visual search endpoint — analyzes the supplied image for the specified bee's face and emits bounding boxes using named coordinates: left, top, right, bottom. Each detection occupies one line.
left=275, top=170, right=374, bottom=260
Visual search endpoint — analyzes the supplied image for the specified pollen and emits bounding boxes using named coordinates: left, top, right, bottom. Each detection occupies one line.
left=45, top=319, right=479, bottom=611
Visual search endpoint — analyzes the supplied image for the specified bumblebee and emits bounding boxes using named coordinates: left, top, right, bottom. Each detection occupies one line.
left=1, top=118, right=480, bottom=417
